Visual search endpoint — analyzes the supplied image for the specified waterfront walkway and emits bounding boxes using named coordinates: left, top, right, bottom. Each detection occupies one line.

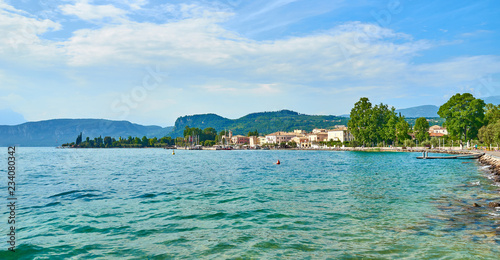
left=484, top=150, right=500, bottom=159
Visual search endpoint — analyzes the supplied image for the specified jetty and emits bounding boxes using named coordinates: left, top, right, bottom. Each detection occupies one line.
left=417, top=152, right=484, bottom=160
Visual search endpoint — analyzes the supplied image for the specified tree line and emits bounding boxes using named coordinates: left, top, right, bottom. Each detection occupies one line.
left=348, top=93, right=500, bottom=148
left=347, top=97, right=411, bottom=147
left=63, top=135, right=177, bottom=148
left=65, top=93, right=500, bottom=149
left=64, top=126, right=261, bottom=148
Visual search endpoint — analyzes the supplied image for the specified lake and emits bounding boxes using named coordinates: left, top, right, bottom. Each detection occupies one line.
left=1, top=148, right=499, bottom=259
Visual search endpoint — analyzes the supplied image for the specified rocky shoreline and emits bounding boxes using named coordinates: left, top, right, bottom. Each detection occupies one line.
left=478, top=153, right=500, bottom=208
left=479, top=154, right=500, bottom=182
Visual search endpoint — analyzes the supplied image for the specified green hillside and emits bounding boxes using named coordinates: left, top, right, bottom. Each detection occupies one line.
left=169, top=110, right=349, bottom=137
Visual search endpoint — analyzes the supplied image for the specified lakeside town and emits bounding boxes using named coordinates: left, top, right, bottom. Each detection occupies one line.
left=63, top=94, right=500, bottom=153
left=62, top=123, right=452, bottom=150
left=179, top=124, right=451, bottom=150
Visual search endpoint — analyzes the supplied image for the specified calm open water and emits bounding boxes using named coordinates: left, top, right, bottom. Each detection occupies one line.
left=1, top=148, right=500, bottom=259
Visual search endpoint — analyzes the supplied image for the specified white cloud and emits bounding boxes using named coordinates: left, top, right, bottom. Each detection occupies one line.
left=60, top=17, right=432, bottom=85
left=460, top=29, right=492, bottom=38
left=242, top=0, right=300, bottom=22
left=125, top=0, right=148, bottom=10
left=59, top=0, right=126, bottom=22
left=53, top=8, right=500, bottom=107
left=0, top=2, right=61, bottom=60
left=199, top=83, right=281, bottom=95
left=413, top=56, right=500, bottom=87
left=0, top=93, right=26, bottom=111
left=2, top=1, right=500, bottom=124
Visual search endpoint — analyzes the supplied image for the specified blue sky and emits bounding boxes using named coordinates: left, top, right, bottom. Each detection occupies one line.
left=1, top=0, right=500, bottom=126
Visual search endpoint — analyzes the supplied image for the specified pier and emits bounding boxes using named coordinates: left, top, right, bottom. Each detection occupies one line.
left=417, top=152, right=484, bottom=159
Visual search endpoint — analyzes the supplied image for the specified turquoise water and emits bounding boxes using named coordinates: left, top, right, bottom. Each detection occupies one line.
left=1, top=148, right=499, bottom=259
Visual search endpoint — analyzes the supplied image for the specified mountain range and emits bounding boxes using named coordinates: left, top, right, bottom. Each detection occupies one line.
left=339, top=105, right=440, bottom=118
left=395, top=105, right=439, bottom=118
left=0, top=119, right=173, bottom=147
left=3, top=97, right=499, bottom=147
left=484, top=95, right=500, bottom=105
left=0, top=109, right=27, bottom=125
left=168, top=110, right=349, bottom=137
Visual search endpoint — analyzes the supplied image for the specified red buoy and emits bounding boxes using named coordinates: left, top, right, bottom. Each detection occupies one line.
left=276, top=160, right=280, bottom=165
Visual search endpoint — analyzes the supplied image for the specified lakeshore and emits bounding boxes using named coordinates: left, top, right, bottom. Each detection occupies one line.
left=479, top=151, right=500, bottom=183
left=5, top=147, right=500, bottom=259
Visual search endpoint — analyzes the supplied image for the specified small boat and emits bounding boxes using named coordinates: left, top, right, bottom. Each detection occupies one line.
left=214, top=145, right=232, bottom=150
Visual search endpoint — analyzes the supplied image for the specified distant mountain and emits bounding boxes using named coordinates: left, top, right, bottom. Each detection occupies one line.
left=340, top=105, right=440, bottom=118
left=483, top=95, right=500, bottom=105
left=0, top=119, right=173, bottom=147
left=169, top=110, right=349, bottom=137
left=395, top=105, right=439, bottom=118
left=0, top=109, right=27, bottom=125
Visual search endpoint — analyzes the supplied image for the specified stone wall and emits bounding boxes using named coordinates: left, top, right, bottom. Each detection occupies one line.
left=478, top=154, right=500, bottom=208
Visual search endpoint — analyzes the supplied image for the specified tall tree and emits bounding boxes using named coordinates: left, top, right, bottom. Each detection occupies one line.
left=202, top=127, right=217, bottom=141
left=396, top=116, right=411, bottom=142
left=485, top=103, right=500, bottom=124
left=348, top=97, right=373, bottom=145
left=414, top=117, right=430, bottom=143
left=103, top=136, right=112, bottom=147
left=247, top=130, right=259, bottom=137
left=478, top=119, right=500, bottom=146
left=141, top=136, right=149, bottom=147
left=382, top=108, right=398, bottom=144
left=438, top=93, right=485, bottom=140
left=75, top=132, right=83, bottom=145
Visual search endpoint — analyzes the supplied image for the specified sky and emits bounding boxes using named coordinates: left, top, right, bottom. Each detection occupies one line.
left=1, top=0, right=500, bottom=126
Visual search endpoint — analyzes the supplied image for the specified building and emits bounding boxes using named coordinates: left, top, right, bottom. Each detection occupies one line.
left=312, top=128, right=327, bottom=134
left=428, top=125, right=448, bottom=135
left=231, top=135, right=249, bottom=144
left=308, top=133, right=328, bottom=142
left=327, top=127, right=354, bottom=143
left=220, top=130, right=233, bottom=144
left=291, top=136, right=311, bottom=148
left=265, top=132, right=297, bottom=144
left=293, top=130, right=306, bottom=134
left=249, top=136, right=263, bottom=147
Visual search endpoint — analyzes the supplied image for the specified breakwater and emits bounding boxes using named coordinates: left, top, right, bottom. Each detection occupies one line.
left=478, top=153, right=500, bottom=208
left=479, top=153, right=500, bottom=183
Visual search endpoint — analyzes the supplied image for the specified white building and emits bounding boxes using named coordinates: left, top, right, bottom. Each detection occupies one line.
left=327, top=127, right=354, bottom=143
left=428, top=125, right=448, bottom=135
left=291, top=136, right=310, bottom=148
left=293, top=129, right=306, bottom=134
left=312, top=128, right=327, bottom=134
left=249, top=136, right=263, bottom=147
left=308, top=133, right=328, bottom=142
left=265, top=132, right=297, bottom=144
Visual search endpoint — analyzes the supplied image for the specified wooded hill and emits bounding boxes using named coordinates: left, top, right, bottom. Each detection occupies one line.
left=168, top=110, right=350, bottom=137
